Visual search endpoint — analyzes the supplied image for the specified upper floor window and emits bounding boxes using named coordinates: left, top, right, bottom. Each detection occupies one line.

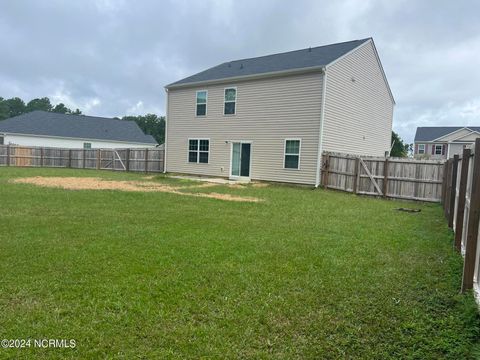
left=224, top=88, right=236, bottom=115
left=196, top=90, right=207, bottom=116
left=284, top=139, right=301, bottom=169
left=188, top=139, right=209, bottom=164
left=418, top=144, right=425, bottom=154
left=83, top=142, right=92, bottom=149
left=434, top=144, right=443, bottom=155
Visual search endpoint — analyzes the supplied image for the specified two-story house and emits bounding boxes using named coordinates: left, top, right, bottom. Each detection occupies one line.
left=164, top=38, right=394, bottom=186
left=414, top=127, right=480, bottom=159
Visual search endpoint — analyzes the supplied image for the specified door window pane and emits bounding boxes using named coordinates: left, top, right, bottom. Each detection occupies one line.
left=231, top=143, right=241, bottom=176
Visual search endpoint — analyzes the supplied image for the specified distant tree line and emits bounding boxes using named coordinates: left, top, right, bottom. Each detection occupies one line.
left=0, top=96, right=165, bottom=144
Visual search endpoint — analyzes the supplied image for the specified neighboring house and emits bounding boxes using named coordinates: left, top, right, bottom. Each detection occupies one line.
left=165, top=38, right=394, bottom=186
left=0, top=111, right=158, bottom=149
left=414, top=127, right=480, bottom=159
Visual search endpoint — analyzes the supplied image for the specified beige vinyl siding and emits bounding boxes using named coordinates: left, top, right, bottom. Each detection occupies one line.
left=449, top=143, right=466, bottom=157
left=321, top=41, right=393, bottom=156
left=166, top=72, right=323, bottom=185
left=435, top=128, right=471, bottom=142
left=455, top=132, right=480, bottom=142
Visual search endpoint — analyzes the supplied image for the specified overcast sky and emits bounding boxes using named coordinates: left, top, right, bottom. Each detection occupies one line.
left=0, top=0, right=478, bottom=143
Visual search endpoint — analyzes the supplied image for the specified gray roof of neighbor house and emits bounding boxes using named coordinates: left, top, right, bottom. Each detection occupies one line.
left=166, top=38, right=371, bottom=88
left=0, top=111, right=157, bottom=144
left=414, top=127, right=480, bottom=142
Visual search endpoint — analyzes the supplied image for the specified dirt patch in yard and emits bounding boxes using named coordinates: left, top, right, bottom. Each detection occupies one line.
left=12, top=177, right=261, bottom=203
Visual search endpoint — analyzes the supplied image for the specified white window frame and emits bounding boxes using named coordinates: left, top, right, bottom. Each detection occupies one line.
left=83, top=142, right=92, bottom=149
left=195, top=90, right=208, bottom=117
left=283, top=138, right=301, bottom=170
left=187, top=138, right=210, bottom=164
left=418, top=144, right=425, bottom=154
left=434, top=144, right=443, bottom=155
left=224, top=87, right=237, bottom=116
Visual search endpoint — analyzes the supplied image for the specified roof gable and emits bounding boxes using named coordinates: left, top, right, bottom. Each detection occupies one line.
left=166, top=38, right=371, bottom=88
left=0, top=111, right=157, bottom=144
left=453, top=131, right=480, bottom=142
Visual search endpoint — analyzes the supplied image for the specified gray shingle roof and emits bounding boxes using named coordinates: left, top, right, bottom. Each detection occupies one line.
left=167, top=38, right=371, bottom=88
left=414, top=127, right=480, bottom=142
left=0, top=111, right=157, bottom=144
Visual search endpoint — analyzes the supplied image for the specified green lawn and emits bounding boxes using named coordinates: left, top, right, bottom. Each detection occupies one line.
left=0, top=167, right=479, bottom=359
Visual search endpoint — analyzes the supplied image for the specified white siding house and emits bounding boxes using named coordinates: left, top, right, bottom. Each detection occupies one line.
left=0, top=111, right=158, bottom=149
left=165, top=38, right=394, bottom=186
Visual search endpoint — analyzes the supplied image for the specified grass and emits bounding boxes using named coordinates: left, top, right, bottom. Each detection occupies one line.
left=0, top=167, right=479, bottom=359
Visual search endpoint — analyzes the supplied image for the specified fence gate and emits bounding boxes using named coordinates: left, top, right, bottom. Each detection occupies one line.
left=358, top=158, right=383, bottom=196
left=321, top=152, right=445, bottom=202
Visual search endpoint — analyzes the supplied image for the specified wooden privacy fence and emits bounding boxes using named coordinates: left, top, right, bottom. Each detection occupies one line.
left=0, top=145, right=164, bottom=173
left=321, top=152, right=445, bottom=202
left=442, top=138, right=480, bottom=298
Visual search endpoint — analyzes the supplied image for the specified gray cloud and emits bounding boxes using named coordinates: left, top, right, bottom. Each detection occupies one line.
left=0, top=0, right=478, bottom=142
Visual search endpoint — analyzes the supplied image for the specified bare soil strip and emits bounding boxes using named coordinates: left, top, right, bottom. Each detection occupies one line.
left=11, top=177, right=262, bottom=203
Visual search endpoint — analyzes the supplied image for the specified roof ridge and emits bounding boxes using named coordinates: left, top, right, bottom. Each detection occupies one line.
left=224, top=38, right=370, bottom=65
left=22, top=110, right=139, bottom=124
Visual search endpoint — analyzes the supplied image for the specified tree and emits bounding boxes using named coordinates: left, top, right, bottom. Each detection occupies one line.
left=390, top=131, right=411, bottom=157
left=0, top=97, right=9, bottom=120
left=122, top=114, right=165, bottom=144
left=52, top=103, right=70, bottom=114
left=5, top=97, right=26, bottom=117
left=26, top=97, right=53, bottom=112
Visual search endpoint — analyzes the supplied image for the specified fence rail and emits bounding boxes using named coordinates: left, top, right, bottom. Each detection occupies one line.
left=0, top=145, right=164, bottom=173
left=321, top=152, right=445, bottom=202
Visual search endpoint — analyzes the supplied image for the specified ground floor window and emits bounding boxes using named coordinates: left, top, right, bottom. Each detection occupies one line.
left=418, top=144, right=425, bottom=154
left=284, top=139, right=301, bottom=169
left=83, top=142, right=92, bottom=149
left=434, top=144, right=443, bottom=155
left=188, top=139, right=209, bottom=163
left=0, top=136, right=4, bottom=145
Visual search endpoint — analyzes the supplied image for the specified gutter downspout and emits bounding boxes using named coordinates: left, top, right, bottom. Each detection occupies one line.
left=163, top=88, right=169, bottom=173
left=315, top=67, right=328, bottom=187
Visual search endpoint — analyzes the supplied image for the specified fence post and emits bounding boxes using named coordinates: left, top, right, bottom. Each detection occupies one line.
left=454, top=148, right=471, bottom=251
left=83, top=149, right=86, bottom=169
left=6, top=145, right=10, bottom=166
left=382, top=158, right=389, bottom=198
left=125, top=149, right=130, bottom=172
left=321, top=153, right=330, bottom=188
left=68, top=149, right=72, bottom=168
left=448, top=155, right=459, bottom=228
left=353, top=157, right=360, bottom=194
left=444, top=159, right=452, bottom=219
left=40, top=147, right=44, bottom=167
left=144, top=148, right=149, bottom=173
left=441, top=161, right=448, bottom=205
left=96, top=149, right=101, bottom=170
left=462, top=138, right=480, bottom=292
